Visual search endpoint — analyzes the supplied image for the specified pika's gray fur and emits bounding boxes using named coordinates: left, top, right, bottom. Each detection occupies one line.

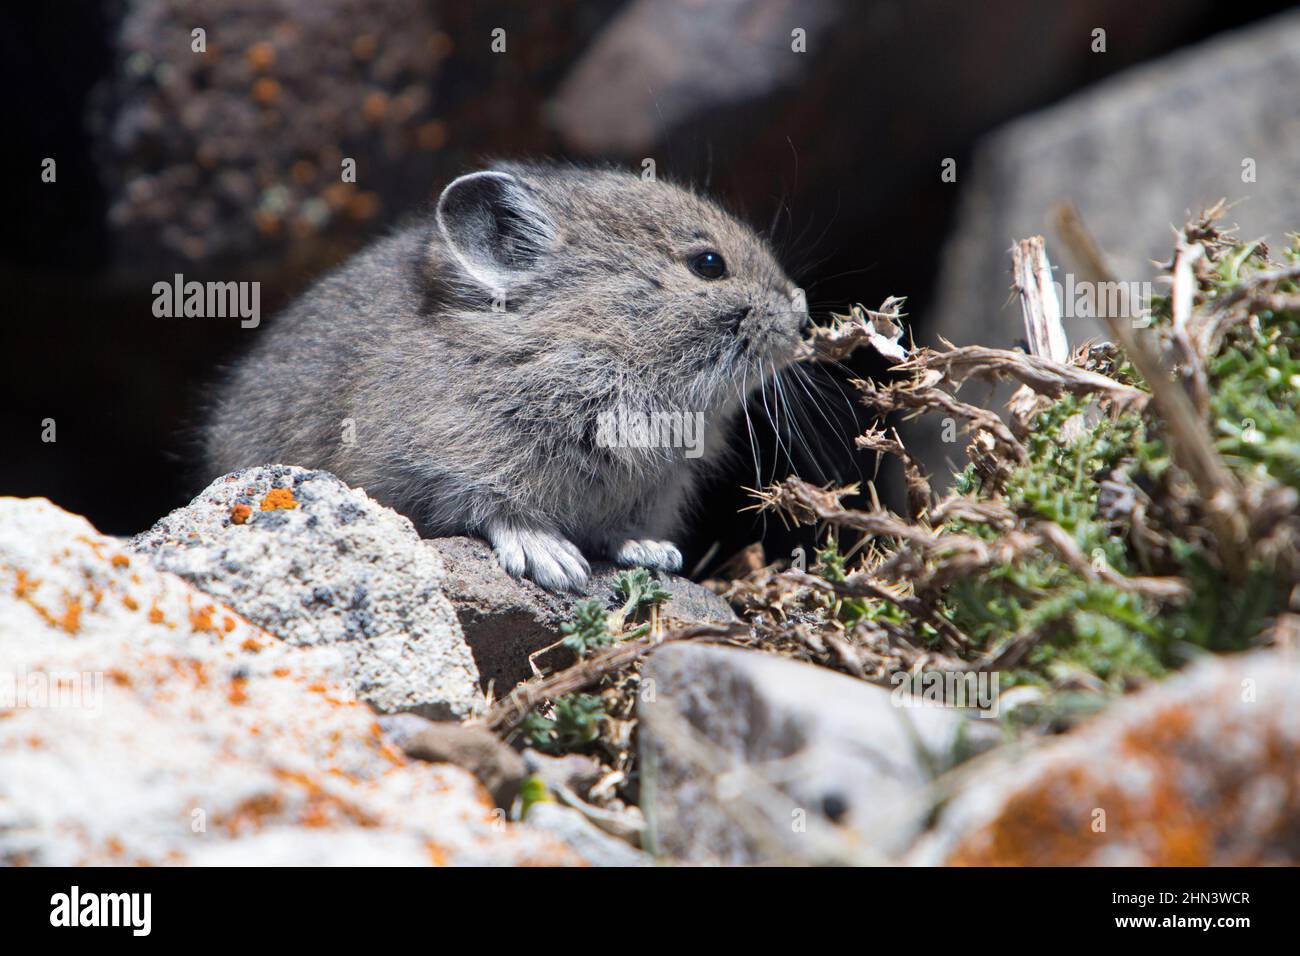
left=204, top=162, right=808, bottom=590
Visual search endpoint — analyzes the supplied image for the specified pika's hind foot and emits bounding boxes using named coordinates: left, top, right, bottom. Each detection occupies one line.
left=611, top=539, right=683, bottom=573
left=486, top=522, right=590, bottom=592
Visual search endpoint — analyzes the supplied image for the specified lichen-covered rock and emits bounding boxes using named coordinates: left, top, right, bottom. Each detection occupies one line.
left=94, top=0, right=448, bottom=270
left=909, top=647, right=1300, bottom=865
left=0, top=497, right=576, bottom=866
left=427, top=535, right=738, bottom=692
left=639, top=643, right=984, bottom=865
left=524, top=802, right=650, bottom=868
left=131, top=466, right=480, bottom=720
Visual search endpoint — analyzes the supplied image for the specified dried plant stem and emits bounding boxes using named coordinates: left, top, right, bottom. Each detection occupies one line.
left=476, top=621, right=748, bottom=733
left=1052, top=202, right=1247, bottom=577
left=1012, top=236, right=1070, bottom=362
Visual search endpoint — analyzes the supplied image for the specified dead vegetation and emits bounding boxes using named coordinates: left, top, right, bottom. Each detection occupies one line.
left=738, top=202, right=1300, bottom=707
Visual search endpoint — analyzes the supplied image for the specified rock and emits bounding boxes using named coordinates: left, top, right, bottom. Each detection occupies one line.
left=92, top=0, right=448, bottom=272
left=0, top=497, right=576, bottom=866
left=522, top=749, right=605, bottom=797
left=426, top=535, right=738, bottom=692
left=915, top=8, right=1300, bottom=482
left=638, top=643, right=982, bottom=864
left=524, top=802, right=650, bottom=868
left=553, top=0, right=839, bottom=156
left=379, top=713, right=525, bottom=810
left=909, top=647, right=1300, bottom=866
left=131, top=466, right=480, bottom=721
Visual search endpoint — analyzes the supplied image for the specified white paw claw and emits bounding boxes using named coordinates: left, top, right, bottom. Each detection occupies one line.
left=613, top=539, right=683, bottom=572
left=488, top=525, right=590, bottom=592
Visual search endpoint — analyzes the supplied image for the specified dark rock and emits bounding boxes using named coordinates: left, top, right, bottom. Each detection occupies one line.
left=426, top=535, right=738, bottom=692
left=380, top=714, right=526, bottom=810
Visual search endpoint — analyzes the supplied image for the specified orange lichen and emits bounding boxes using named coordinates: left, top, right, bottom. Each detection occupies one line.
left=14, top=569, right=39, bottom=599
left=251, top=77, right=280, bottom=105
left=122, top=595, right=139, bottom=611
left=361, top=91, right=388, bottom=123
left=416, top=119, right=448, bottom=151
left=946, top=694, right=1300, bottom=866
left=347, top=191, right=380, bottom=221
left=58, top=599, right=82, bottom=634
left=428, top=31, right=452, bottom=59
left=111, top=554, right=130, bottom=569
left=147, top=606, right=165, bottom=625
left=240, top=637, right=263, bottom=653
left=259, top=488, right=296, bottom=511
left=378, top=742, right=406, bottom=767
left=228, top=676, right=249, bottom=705
left=351, top=34, right=377, bottom=61
left=215, top=792, right=285, bottom=835
left=12, top=570, right=87, bottom=635
left=274, top=769, right=381, bottom=829
left=189, top=605, right=219, bottom=634
left=246, top=41, right=275, bottom=71
left=230, top=503, right=252, bottom=525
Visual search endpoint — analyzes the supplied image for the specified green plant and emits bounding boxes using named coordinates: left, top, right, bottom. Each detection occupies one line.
left=612, top=568, right=671, bottom=621
left=521, top=693, right=607, bottom=753
left=560, top=598, right=614, bottom=657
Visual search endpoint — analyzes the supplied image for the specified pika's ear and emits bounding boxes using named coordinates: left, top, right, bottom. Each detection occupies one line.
left=435, top=171, right=555, bottom=289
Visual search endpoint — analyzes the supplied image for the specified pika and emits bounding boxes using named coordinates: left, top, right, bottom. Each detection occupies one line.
left=204, top=162, right=809, bottom=590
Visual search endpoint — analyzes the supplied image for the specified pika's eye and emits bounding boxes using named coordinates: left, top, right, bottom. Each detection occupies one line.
left=689, top=250, right=727, bottom=280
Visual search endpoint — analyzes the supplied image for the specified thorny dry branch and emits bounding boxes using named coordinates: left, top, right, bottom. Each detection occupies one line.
left=740, top=202, right=1300, bottom=688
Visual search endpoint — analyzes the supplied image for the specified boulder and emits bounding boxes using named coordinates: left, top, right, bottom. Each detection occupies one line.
left=915, top=8, right=1300, bottom=481
left=427, top=535, right=737, bottom=692
left=909, top=646, right=1300, bottom=866
left=524, top=802, right=650, bottom=868
left=379, top=713, right=525, bottom=810
left=131, top=466, right=480, bottom=720
left=638, top=642, right=986, bottom=864
left=0, top=496, right=576, bottom=866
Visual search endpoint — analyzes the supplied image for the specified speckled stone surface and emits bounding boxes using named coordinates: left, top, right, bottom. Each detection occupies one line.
left=131, top=465, right=480, bottom=720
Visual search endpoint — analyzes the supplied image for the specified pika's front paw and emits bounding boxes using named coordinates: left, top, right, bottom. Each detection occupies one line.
left=612, top=539, right=683, bottom=573
left=486, top=523, right=591, bottom=592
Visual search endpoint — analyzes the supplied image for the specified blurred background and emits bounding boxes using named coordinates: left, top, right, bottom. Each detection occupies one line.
left=3, top=0, right=1299, bottom=574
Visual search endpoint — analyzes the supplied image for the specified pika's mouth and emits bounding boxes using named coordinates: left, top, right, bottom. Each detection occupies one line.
left=729, top=305, right=811, bottom=368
